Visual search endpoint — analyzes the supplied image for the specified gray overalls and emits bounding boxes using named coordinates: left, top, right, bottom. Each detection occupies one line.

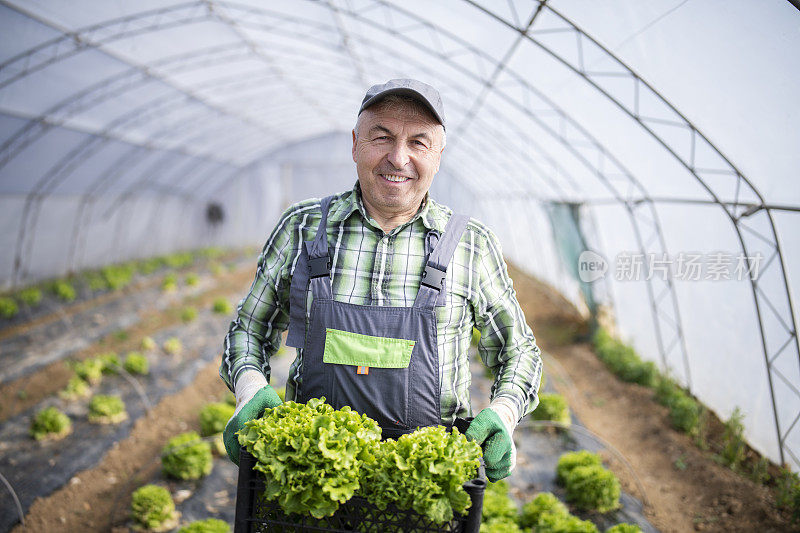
left=285, top=195, right=469, bottom=439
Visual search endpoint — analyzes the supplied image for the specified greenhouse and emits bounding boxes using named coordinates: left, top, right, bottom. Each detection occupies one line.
left=1, top=1, right=799, bottom=531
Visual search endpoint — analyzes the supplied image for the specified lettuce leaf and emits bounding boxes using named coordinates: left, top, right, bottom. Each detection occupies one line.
left=362, top=425, right=482, bottom=524
left=238, top=397, right=381, bottom=519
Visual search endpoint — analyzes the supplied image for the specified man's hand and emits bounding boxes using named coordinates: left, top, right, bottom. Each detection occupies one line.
left=465, top=407, right=516, bottom=482
left=223, top=372, right=282, bottom=465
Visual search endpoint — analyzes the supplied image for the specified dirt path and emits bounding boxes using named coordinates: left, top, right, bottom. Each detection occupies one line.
left=548, top=343, right=788, bottom=532
left=507, top=263, right=794, bottom=533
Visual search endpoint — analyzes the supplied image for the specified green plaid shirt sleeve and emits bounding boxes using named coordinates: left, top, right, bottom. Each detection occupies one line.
left=219, top=198, right=318, bottom=390
left=219, top=185, right=542, bottom=423
left=472, top=227, right=543, bottom=419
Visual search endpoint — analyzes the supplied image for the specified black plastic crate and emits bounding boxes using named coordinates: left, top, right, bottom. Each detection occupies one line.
left=234, top=447, right=486, bottom=533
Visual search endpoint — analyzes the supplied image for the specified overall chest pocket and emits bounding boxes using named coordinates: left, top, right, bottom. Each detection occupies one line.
left=323, top=328, right=415, bottom=430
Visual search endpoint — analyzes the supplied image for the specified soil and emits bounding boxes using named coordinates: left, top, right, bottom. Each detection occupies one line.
left=5, top=260, right=798, bottom=532
left=507, top=263, right=796, bottom=533
left=13, top=360, right=226, bottom=533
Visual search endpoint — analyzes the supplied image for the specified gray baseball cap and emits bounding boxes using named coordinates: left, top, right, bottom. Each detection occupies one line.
left=358, top=79, right=446, bottom=130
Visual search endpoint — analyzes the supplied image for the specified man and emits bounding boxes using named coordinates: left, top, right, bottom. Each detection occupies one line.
left=220, top=79, right=542, bottom=482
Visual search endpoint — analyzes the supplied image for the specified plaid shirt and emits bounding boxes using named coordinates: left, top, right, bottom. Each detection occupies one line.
left=219, top=183, right=542, bottom=423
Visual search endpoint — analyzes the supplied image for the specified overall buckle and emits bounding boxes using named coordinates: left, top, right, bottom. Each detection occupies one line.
left=421, top=264, right=446, bottom=290
left=308, top=256, right=331, bottom=278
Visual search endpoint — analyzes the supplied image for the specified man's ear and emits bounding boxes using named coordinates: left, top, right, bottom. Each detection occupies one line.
left=351, top=129, right=357, bottom=163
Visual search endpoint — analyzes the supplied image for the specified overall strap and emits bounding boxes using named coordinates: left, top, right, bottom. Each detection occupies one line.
left=285, top=196, right=335, bottom=348
left=413, top=213, right=469, bottom=310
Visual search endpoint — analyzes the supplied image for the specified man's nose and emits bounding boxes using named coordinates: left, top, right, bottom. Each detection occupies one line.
left=386, top=142, right=410, bottom=169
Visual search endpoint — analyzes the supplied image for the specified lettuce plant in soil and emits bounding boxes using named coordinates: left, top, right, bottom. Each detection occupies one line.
left=0, top=297, right=18, bottom=319
left=59, top=375, right=90, bottom=400
left=606, top=524, right=642, bottom=533
left=163, top=337, right=183, bottom=355
left=556, top=450, right=603, bottom=484
left=177, top=518, right=231, bottom=533
left=30, top=406, right=72, bottom=441
left=212, top=297, right=232, bottom=314
left=88, top=394, right=128, bottom=424
left=668, top=393, right=702, bottom=435
left=531, top=393, right=571, bottom=427
left=162, top=273, right=178, bottom=292
left=138, top=257, right=163, bottom=275
left=535, top=512, right=599, bottom=533
left=130, top=484, right=179, bottom=531
left=519, top=492, right=569, bottom=529
left=72, top=358, right=105, bottom=384
left=17, top=287, right=42, bottom=306
left=165, top=252, right=193, bottom=269
left=162, top=431, right=213, bottom=480
left=101, top=264, right=134, bottom=290
left=563, top=464, right=621, bottom=513
left=123, top=351, right=149, bottom=375
left=481, top=480, right=518, bottom=522
left=98, top=351, right=120, bottom=374
left=86, top=272, right=108, bottom=291
left=199, top=402, right=235, bottom=437
left=181, top=306, right=198, bottom=322
left=141, top=336, right=157, bottom=351
left=479, top=516, right=522, bottom=533
left=51, top=279, right=76, bottom=302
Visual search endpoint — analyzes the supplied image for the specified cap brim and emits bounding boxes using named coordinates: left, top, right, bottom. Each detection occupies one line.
left=359, top=87, right=445, bottom=128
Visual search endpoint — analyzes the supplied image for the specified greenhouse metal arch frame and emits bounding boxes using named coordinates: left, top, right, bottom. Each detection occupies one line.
left=466, top=0, right=800, bottom=467
left=0, top=0, right=693, bottom=399
left=0, top=0, right=797, bottom=467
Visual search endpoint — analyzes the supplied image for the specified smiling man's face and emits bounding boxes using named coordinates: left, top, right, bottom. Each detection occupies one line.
left=352, top=98, right=444, bottom=231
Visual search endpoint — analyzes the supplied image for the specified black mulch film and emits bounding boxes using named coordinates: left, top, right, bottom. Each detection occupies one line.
left=0, top=307, right=235, bottom=531
left=1, top=266, right=657, bottom=531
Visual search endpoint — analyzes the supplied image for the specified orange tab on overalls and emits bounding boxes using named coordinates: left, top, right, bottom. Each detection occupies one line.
left=356, top=366, right=369, bottom=375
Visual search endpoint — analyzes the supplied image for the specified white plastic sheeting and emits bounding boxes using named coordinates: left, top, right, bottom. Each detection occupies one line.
left=0, top=0, right=798, bottom=467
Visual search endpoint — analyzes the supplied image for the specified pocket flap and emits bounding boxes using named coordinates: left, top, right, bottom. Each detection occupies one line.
left=323, top=328, right=415, bottom=368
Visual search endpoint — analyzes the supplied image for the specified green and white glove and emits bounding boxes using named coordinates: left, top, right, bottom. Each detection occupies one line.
left=465, top=398, right=518, bottom=482
left=223, top=370, right=283, bottom=465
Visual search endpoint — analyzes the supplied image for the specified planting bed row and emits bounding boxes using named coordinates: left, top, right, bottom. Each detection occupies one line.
left=467, top=358, right=655, bottom=532
left=0, top=253, right=250, bottom=385
left=107, top=351, right=295, bottom=531
left=0, top=288, right=249, bottom=531
left=0, top=250, right=246, bottom=331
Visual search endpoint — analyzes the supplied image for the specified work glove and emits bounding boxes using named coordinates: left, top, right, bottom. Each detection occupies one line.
left=465, top=399, right=518, bottom=482
left=223, top=370, right=282, bottom=465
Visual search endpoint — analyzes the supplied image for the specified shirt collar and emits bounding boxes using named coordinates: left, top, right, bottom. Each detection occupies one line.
left=328, top=181, right=449, bottom=233
left=326, top=184, right=360, bottom=225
